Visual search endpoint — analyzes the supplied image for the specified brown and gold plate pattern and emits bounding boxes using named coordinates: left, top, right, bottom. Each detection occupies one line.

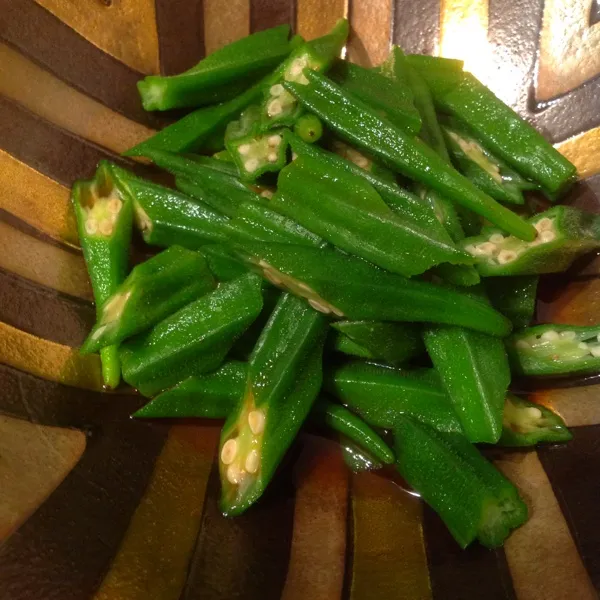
left=0, top=1, right=599, bottom=598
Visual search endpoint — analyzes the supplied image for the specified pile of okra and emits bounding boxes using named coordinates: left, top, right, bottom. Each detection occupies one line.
left=73, top=20, right=598, bottom=548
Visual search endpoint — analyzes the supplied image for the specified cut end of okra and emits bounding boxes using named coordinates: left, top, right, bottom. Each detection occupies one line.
left=133, top=202, right=154, bottom=235
left=82, top=290, right=132, bottom=353
left=219, top=388, right=267, bottom=515
left=447, top=130, right=502, bottom=183
left=477, top=489, right=528, bottom=548
left=265, top=85, right=299, bottom=120
left=513, top=327, right=600, bottom=360
left=254, top=258, right=345, bottom=317
left=230, top=130, right=287, bottom=180
left=465, top=217, right=556, bottom=266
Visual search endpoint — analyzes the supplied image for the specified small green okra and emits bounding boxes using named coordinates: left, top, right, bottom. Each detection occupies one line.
left=499, top=394, right=572, bottom=446
left=137, top=25, right=296, bottom=111
left=394, top=415, right=528, bottom=548
left=120, top=272, right=264, bottom=397
left=293, top=113, right=323, bottom=143
left=81, top=246, right=215, bottom=354
left=484, top=276, right=538, bottom=329
left=133, top=361, right=246, bottom=419
left=330, top=59, right=422, bottom=134
left=235, top=242, right=512, bottom=336
left=325, top=361, right=462, bottom=433
left=311, top=398, right=394, bottom=465
left=227, top=128, right=288, bottom=181
left=72, top=161, right=134, bottom=388
left=423, top=324, right=511, bottom=444
left=443, top=122, right=537, bottom=206
left=274, top=155, right=473, bottom=277
left=342, top=439, right=384, bottom=473
left=285, top=69, right=536, bottom=241
left=111, top=167, right=229, bottom=249
left=462, top=206, right=600, bottom=276
left=507, top=323, right=600, bottom=377
left=219, top=292, right=328, bottom=516
left=331, top=321, right=424, bottom=366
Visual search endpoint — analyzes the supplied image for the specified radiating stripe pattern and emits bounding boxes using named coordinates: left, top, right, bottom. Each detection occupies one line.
left=0, top=1, right=600, bottom=599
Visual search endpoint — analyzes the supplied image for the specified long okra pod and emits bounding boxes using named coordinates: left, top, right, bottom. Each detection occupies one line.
left=285, top=70, right=536, bottom=241
left=72, top=161, right=134, bottom=388
left=483, top=276, right=538, bottom=329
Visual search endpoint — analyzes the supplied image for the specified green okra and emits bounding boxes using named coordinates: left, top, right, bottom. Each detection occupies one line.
left=285, top=69, right=536, bottom=241
left=342, top=439, right=384, bottom=473
left=72, top=161, right=134, bottom=388
left=483, top=276, right=538, bottom=329
left=227, top=128, right=288, bottom=181
left=81, top=246, right=215, bottom=353
left=293, top=113, right=323, bottom=143
left=273, top=155, right=473, bottom=277
left=200, top=244, right=249, bottom=281
left=507, top=323, right=600, bottom=377
left=394, top=415, right=528, bottom=548
left=499, top=394, right=572, bottom=446
left=120, top=272, right=264, bottom=397
left=219, top=292, right=328, bottom=516
left=235, top=242, right=512, bottom=336
left=331, top=332, right=375, bottom=360
left=224, top=104, right=263, bottom=143
left=462, top=206, right=600, bottom=276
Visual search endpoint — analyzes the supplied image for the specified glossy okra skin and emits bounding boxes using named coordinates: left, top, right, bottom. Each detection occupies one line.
left=138, top=26, right=296, bottom=111
left=417, top=69, right=576, bottom=195
left=72, top=161, right=134, bottom=388
left=325, top=361, right=463, bottom=433
left=111, top=166, right=229, bottom=249
left=285, top=70, right=536, bottom=241
left=311, top=398, right=394, bottom=464
left=234, top=242, right=512, bottom=336
left=423, top=324, right=511, bottom=443
left=200, top=244, right=250, bottom=281
left=462, top=206, right=600, bottom=276
left=331, top=332, right=375, bottom=360
left=499, top=394, right=572, bottom=446
left=507, top=323, right=600, bottom=376
left=342, top=440, right=384, bottom=473
left=331, top=321, right=424, bottom=366
left=273, top=155, right=472, bottom=277
left=219, top=292, right=328, bottom=516
left=133, top=361, right=247, bottom=419
left=484, top=276, right=538, bottom=329
left=394, top=415, right=528, bottom=548
left=81, top=246, right=216, bottom=353
left=120, top=272, right=264, bottom=397
left=330, top=59, right=422, bottom=134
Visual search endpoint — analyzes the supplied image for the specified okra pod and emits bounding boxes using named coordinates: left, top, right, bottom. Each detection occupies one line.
left=331, top=321, right=424, bottom=366
left=285, top=70, right=536, bottom=241
left=331, top=332, right=374, bottom=360
left=219, top=292, right=328, bottom=516
left=274, top=155, right=473, bottom=277
left=235, top=242, right=512, bottom=336
left=394, top=415, right=528, bottom=548
left=311, top=398, right=394, bottom=464
left=200, top=244, right=249, bottom=281
left=81, top=246, right=215, bottom=353
left=499, top=394, right=572, bottom=446
left=423, top=324, right=511, bottom=443
left=507, top=323, right=600, bottom=376
left=227, top=128, right=288, bottom=181
left=120, top=272, right=264, bottom=397
left=72, top=161, right=134, bottom=388
left=293, top=113, right=323, bottom=143
left=462, top=206, right=600, bottom=276
left=133, top=361, right=246, bottom=419
left=342, top=440, right=384, bottom=473
left=484, top=276, right=538, bottom=329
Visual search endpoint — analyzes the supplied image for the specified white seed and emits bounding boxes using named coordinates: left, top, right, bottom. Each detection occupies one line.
left=489, top=233, right=504, bottom=244
left=589, top=345, right=600, bottom=358
left=354, top=155, right=370, bottom=169
left=248, top=410, right=266, bottom=435
left=308, top=297, right=331, bottom=314
left=267, top=152, right=278, bottom=163
left=475, top=242, right=497, bottom=255
left=226, top=463, right=244, bottom=484
left=525, top=406, right=542, bottom=419
left=108, top=197, right=122, bottom=214
left=263, top=268, right=282, bottom=286
left=578, top=342, right=589, bottom=350
left=99, top=219, right=114, bottom=236
left=289, top=59, right=305, bottom=76
left=260, top=190, right=274, bottom=199
left=559, top=330, right=577, bottom=340
left=221, top=439, right=238, bottom=465
left=244, top=158, right=260, bottom=173
left=258, top=260, right=270, bottom=269
left=294, top=281, right=314, bottom=294
left=331, top=306, right=345, bottom=318
left=238, top=144, right=251, bottom=156
left=535, top=217, right=553, bottom=232
left=540, top=330, right=560, bottom=342
left=267, top=100, right=283, bottom=117
left=540, top=230, right=555, bottom=243
left=464, top=245, right=477, bottom=256
left=245, top=450, right=260, bottom=474
left=291, top=152, right=298, bottom=161
left=85, top=218, right=98, bottom=235
left=515, top=339, right=530, bottom=350
left=497, top=250, right=517, bottom=264
left=270, top=84, right=284, bottom=97
left=268, top=135, right=281, bottom=147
